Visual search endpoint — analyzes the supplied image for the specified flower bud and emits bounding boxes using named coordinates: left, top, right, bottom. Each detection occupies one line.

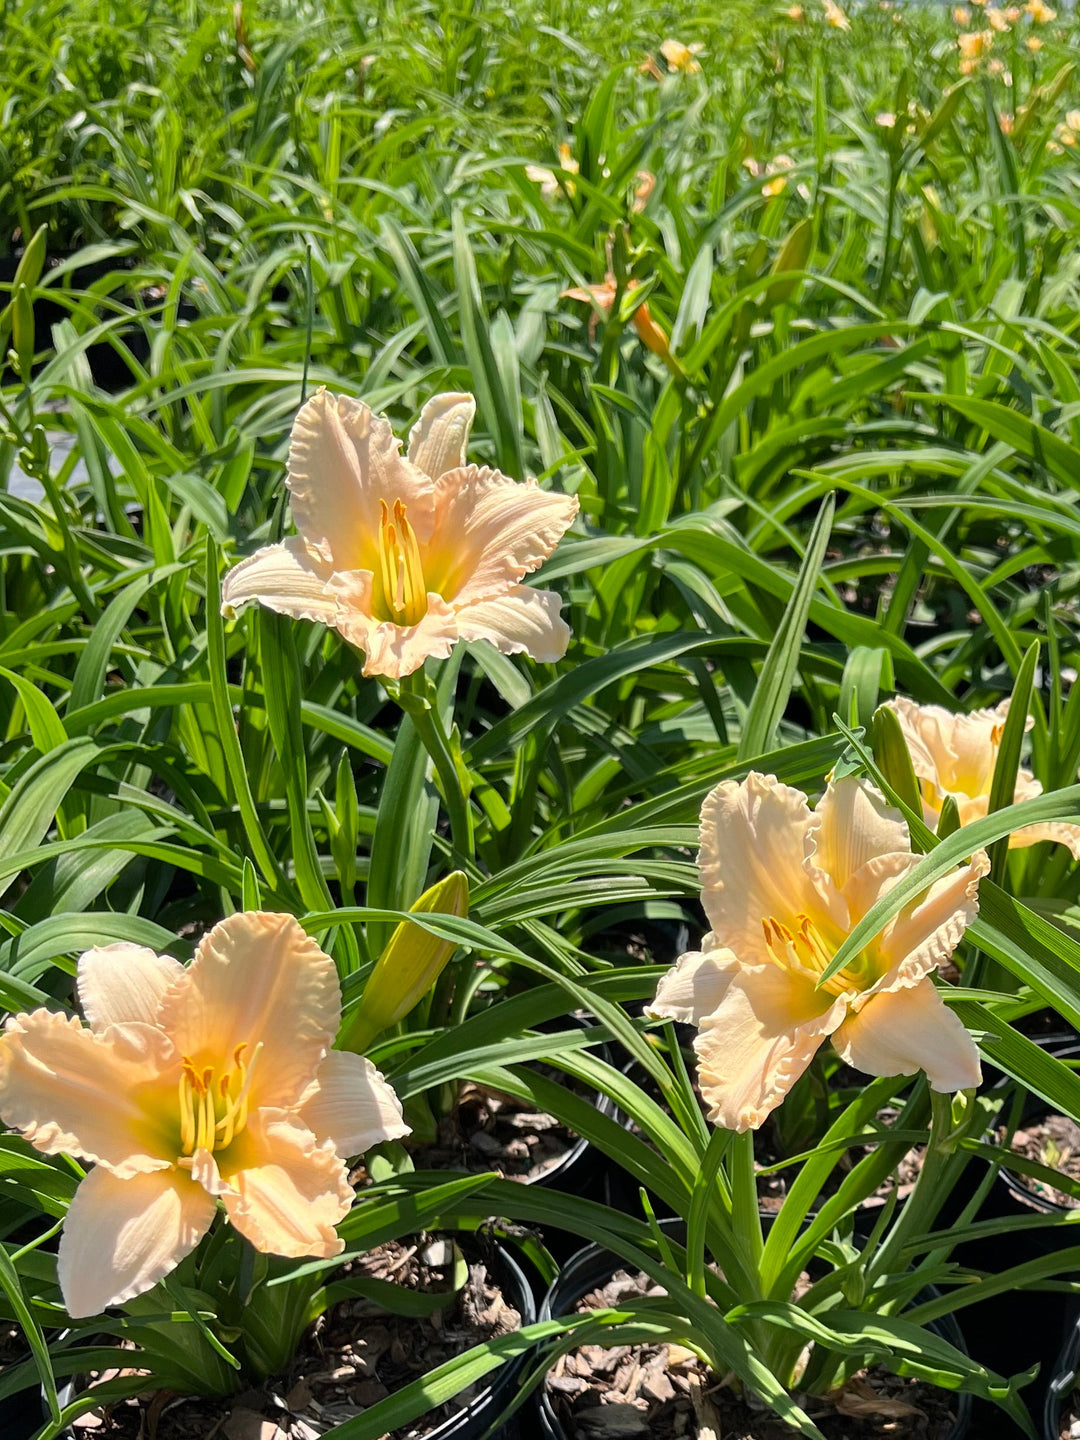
left=341, top=872, right=469, bottom=1053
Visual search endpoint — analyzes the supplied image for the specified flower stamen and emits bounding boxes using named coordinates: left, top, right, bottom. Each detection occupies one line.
left=376, top=498, right=427, bottom=626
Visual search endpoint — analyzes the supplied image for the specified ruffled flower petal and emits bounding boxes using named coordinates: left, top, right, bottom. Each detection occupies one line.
left=875, top=849, right=990, bottom=989
left=697, top=774, right=846, bottom=966
left=423, top=465, right=578, bottom=606
left=0, top=1011, right=177, bottom=1174
left=693, top=964, right=846, bottom=1131
left=646, top=948, right=739, bottom=1026
left=328, top=570, right=459, bottom=679
left=77, top=944, right=184, bottom=1034
left=811, top=776, right=909, bottom=892
left=287, top=390, right=435, bottom=568
left=298, top=1051, right=411, bottom=1157
left=57, top=1166, right=216, bottom=1318
left=407, top=393, right=476, bottom=481
left=220, top=537, right=338, bottom=625
left=454, top=585, right=570, bottom=663
left=216, top=1111, right=351, bottom=1259
left=832, top=979, right=981, bottom=1091
left=155, top=913, right=339, bottom=1114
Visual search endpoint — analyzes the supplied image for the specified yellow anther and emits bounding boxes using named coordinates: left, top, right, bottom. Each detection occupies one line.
left=176, top=1041, right=262, bottom=1158
left=376, top=497, right=427, bottom=626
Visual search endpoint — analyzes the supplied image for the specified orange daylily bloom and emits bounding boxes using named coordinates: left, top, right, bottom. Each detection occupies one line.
left=648, top=774, right=986, bottom=1132
left=0, top=914, right=409, bottom=1317
left=221, top=392, right=578, bottom=680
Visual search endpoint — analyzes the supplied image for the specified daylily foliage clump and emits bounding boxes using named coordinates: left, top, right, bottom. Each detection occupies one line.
left=8, top=5, right=1080, bottom=1436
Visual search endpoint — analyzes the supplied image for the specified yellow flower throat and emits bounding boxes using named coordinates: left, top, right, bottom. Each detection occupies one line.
left=376, top=499, right=427, bottom=627
left=763, top=914, right=872, bottom=995
left=177, top=1041, right=262, bottom=1156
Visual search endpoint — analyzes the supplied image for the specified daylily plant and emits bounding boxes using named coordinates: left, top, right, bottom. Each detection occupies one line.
left=887, top=697, right=1080, bottom=859
left=0, top=912, right=408, bottom=1317
left=221, top=390, right=578, bottom=679
left=648, top=772, right=987, bottom=1131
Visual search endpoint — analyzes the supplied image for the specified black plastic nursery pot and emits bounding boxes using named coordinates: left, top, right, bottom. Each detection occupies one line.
left=535, top=1221, right=973, bottom=1440
left=1044, top=1312, right=1080, bottom=1440
left=54, top=1240, right=537, bottom=1440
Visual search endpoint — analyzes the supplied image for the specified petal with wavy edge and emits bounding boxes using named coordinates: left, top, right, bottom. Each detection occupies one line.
left=57, top=1166, right=215, bottom=1318
left=693, top=965, right=846, bottom=1132
left=454, top=586, right=570, bottom=663
left=832, top=979, right=981, bottom=1091
left=329, top=571, right=459, bottom=679
left=812, top=777, right=909, bottom=892
left=216, top=1111, right=351, bottom=1259
left=77, top=944, right=184, bottom=1034
left=1012, top=822, right=1080, bottom=859
left=646, top=948, right=739, bottom=1026
left=407, top=393, right=476, bottom=481
left=886, top=697, right=1019, bottom=800
left=848, top=850, right=989, bottom=991
left=298, top=1051, right=410, bottom=1157
left=0, top=1011, right=177, bottom=1173
left=156, top=912, right=339, bottom=1114
left=423, top=466, right=578, bottom=606
left=220, top=537, right=337, bottom=625
left=697, top=774, right=846, bottom=966
left=287, top=390, right=435, bottom=570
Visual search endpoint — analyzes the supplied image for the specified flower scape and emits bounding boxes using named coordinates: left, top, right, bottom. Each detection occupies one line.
left=5, top=2, right=1080, bottom=1437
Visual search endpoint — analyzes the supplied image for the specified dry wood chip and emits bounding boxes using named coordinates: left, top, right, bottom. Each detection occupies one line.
left=222, top=1409, right=281, bottom=1440
left=833, top=1376, right=926, bottom=1420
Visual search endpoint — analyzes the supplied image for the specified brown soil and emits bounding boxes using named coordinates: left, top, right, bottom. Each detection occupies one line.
left=407, top=1080, right=583, bottom=1182
left=758, top=1105, right=925, bottom=1216
left=1003, top=1115, right=1080, bottom=1210
left=71, top=1238, right=522, bottom=1440
left=547, top=1269, right=958, bottom=1440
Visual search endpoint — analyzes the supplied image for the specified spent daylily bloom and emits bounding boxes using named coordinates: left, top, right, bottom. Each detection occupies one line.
left=562, top=275, right=672, bottom=362
left=887, top=697, right=1080, bottom=860
left=0, top=913, right=409, bottom=1317
left=660, top=39, right=705, bottom=72
left=647, top=773, right=986, bottom=1132
left=221, top=391, right=578, bottom=680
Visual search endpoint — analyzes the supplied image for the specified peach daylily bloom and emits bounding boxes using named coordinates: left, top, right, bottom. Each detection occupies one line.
left=220, top=391, right=578, bottom=680
left=954, top=5, right=971, bottom=20
left=660, top=39, right=705, bottom=72
left=1027, top=33, right=1043, bottom=48
left=887, top=697, right=1080, bottom=860
left=1025, top=0, right=1055, bottom=19
left=0, top=913, right=408, bottom=1318
left=647, top=773, right=986, bottom=1132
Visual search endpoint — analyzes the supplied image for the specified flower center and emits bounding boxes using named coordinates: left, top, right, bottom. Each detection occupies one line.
left=177, top=1041, right=262, bottom=1156
left=762, top=914, right=873, bottom=996
left=375, top=499, right=427, bottom=627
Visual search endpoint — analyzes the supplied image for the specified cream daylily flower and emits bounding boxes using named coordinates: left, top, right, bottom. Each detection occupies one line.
left=660, top=39, right=705, bottom=72
left=220, top=391, right=578, bottom=680
left=0, top=913, right=409, bottom=1318
left=648, top=773, right=987, bottom=1132
left=887, top=697, right=1080, bottom=860
left=823, top=0, right=851, bottom=28
left=525, top=143, right=579, bottom=199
